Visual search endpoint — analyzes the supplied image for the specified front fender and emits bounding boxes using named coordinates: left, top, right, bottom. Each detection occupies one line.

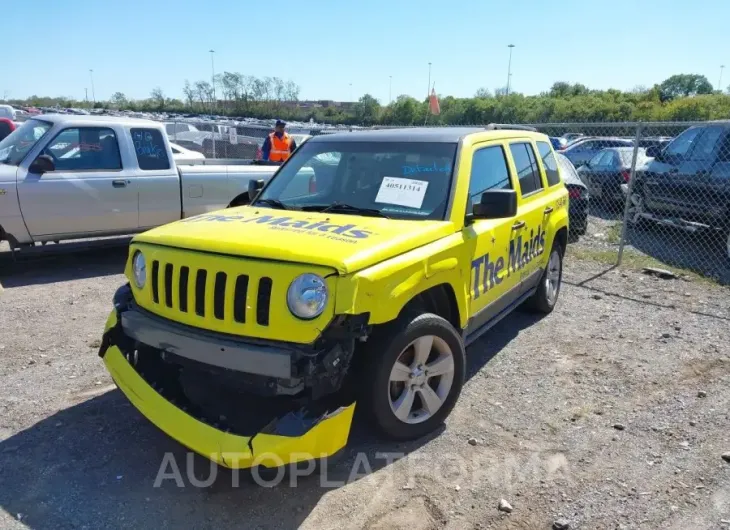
left=335, top=234, right=468, bottom=329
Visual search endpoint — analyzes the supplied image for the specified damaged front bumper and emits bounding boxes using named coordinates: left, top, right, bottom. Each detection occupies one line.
left=98, top=284, right=367, bottom=469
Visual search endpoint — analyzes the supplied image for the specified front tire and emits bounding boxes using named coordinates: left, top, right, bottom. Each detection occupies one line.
left=362, top=312, right=466, bottom=441
left=525, top=240, right=563, bottom=314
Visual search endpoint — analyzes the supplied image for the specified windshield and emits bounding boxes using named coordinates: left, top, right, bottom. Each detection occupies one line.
left=0, top=119, right=53, bottom=166
left=254, top=140, right=458, bottom=220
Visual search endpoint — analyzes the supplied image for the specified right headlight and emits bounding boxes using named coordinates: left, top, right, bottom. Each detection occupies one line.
left=132, top=250, right=146, bottom=289
left=287, top=273, right=328, bottom=320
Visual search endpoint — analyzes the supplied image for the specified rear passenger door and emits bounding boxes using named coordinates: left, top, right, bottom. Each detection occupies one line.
left=507, top=141, right=553, bottom=294
left=17, top=126, right=138, bottom=237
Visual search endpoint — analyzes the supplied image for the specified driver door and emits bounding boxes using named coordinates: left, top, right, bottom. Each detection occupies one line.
left=17, top=126, right=138, bottom=238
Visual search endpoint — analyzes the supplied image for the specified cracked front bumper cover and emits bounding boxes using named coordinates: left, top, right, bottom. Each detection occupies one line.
left=99, top=309, right=356, bottom=469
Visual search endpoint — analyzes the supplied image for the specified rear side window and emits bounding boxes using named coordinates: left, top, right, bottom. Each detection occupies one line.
left=688, top=126, right=725, bottom=162
left=468, top=145, right=511, bottom=203
left=131, top=128, right=171, bottom=170
left=509, top=142, right=543, bottom=196
left=665, top=127, right=703, bottom=158
left=44, top=127, right=121, bottom=171
left=536, top=141, right=561, bottom=186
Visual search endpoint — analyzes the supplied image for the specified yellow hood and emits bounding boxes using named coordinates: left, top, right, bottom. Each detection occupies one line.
left=133, top=206, right=456, bottom=274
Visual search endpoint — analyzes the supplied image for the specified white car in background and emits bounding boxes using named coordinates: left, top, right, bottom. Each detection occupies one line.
left=169, top=142, right=206, bottom=164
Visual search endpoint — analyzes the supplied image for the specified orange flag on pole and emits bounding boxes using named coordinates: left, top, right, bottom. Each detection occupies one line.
left=429, top=88, right=440, bottom=115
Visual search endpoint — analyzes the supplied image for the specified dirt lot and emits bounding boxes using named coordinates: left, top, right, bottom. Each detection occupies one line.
left=1, top=239, right=729, bottom=530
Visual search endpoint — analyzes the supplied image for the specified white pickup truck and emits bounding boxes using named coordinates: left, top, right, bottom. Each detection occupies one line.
left=0, top=115, right=279, bottom=249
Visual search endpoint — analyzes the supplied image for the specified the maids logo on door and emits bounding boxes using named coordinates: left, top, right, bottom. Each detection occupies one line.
left=180, top=213, right=375, bottom=243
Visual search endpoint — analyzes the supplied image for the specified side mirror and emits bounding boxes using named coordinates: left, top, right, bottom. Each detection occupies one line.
left=472, top=189, right=518, bottom=220
left=645, top=145, right=660, bottom=158
left=29, top=154, right=55, bottom=174
left=248, top=178, right=265, bottom=202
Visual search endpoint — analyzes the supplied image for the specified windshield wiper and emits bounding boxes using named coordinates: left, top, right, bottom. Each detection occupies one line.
left=254, top=198, right=292, bottom=210
left=304, top=202, right=390, bottom=218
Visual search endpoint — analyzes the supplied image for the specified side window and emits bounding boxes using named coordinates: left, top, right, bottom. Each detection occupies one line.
left=588, top=151, right=606, bottom=166
left=536, top=141, right=561, bottom=186
left=688, top=127, right=724, bottom=162
left=665, top=127, right=703, bottom=158
left=509, top=142, right=543, bottom=196
left=44, top=127, right=121, bottom=171
left=165, top=124, right=175, bottom=135
left=468, top=145, right=511, bottom=203
left=131, top=128, right=171, bottom=170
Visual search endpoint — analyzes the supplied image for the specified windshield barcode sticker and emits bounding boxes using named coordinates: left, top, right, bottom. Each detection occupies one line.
left=375, top=177, right=429, bottom=209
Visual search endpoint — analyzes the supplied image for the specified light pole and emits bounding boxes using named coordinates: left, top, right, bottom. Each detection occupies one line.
left=85, top=88, right=88, bottom=104
left=389, top=75, right=392, bottom=104
left=89, top=69, right=96, bottom=104
left=506, top=44, right=515, bottom=95
left=719, top=65, right=725, bottom=92
left=349, top=83, right=353, bottom=102
left=427, top=62, right=432, bottom=97
left=209, top=49, right=216, bottom=108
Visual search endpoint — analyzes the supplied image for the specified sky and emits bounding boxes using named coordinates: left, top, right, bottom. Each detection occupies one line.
left=4, top=0, right=730, bottom=104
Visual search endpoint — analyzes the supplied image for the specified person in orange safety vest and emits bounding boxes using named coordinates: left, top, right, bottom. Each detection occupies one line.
left=261, top=119, right=297, bottom=162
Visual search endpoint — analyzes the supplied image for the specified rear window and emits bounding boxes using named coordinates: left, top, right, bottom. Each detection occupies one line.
left=131, top=128, right=170, bottom=170
left=536, top=141, right=561, bottom=186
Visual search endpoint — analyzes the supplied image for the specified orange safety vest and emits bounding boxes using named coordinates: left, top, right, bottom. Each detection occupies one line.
left=268, top=132, right=292, bottom=162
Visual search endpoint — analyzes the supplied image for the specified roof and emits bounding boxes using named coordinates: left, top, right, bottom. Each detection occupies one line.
left=31, top=114, right=161, bottom=128
left=306, top=126, right=543, bottom=144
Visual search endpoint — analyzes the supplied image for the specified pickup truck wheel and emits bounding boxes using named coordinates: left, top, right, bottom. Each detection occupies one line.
left=362, top=312, right=465, bottom=441
left=524, top=241, right=563, bottom=314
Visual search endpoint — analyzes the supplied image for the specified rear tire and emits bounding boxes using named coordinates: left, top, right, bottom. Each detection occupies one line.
left=361, top=312, right=465, bottom=441
left=524, top=240, right=563, bottom=314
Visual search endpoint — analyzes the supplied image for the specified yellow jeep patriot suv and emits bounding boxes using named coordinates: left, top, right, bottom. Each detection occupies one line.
left=99, top=125, right=569, bottom=469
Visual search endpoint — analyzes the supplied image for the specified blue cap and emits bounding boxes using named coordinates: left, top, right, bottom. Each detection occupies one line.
left=275, top=119, right=286, bottom=127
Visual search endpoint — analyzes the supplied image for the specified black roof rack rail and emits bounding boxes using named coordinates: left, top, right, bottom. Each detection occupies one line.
left=485, top=123, right=538, bottom=132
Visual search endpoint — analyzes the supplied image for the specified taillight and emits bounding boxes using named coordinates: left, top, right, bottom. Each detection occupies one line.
left=308, top=175, right=317, bottom=193
left=621, top=169, right=631, bottom=182
left=255, top=146, right=262, bottom=160
left=568, top=187, right=582, bottom=199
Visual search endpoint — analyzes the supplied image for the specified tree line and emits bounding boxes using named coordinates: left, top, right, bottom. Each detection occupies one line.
left=7, top=73, right=730, bottom=125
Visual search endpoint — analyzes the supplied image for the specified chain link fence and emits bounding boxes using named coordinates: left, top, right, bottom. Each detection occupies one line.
left=524, top=121, right=729, bottom=285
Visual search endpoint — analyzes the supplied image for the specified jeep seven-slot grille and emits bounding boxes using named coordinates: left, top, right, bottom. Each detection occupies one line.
left=149, top=260, right=272, bottom=326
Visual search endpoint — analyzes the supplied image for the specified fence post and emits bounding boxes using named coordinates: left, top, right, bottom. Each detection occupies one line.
left=617, top=122, right=643, bottom=265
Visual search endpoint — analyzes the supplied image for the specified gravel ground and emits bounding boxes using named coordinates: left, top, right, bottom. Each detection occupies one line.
left=1, top=239, right=729, bottom=530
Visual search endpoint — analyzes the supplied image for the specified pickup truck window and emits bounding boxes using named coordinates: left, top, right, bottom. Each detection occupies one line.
left=131, top=128, right=171, bottom=170
left=0, top=118, right=52, bottom=166
left=43, top=127, right=122, bottom=171
left=256, top=140, right=457, bottom=220
left=536, top=141, right=561, bottom=186
left=510, top=142, right=543, bottom=196
left=469, top=145, right=511, bottom=204
left=665, top=126, right=703, bottom=158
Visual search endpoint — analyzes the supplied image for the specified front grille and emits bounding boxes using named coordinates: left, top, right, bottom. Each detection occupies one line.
left=149, top=260, right=272, bottom=327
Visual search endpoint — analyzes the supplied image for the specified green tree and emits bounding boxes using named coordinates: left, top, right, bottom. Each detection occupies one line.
left=354, top=94, right=381, bottom=125
left=109, top=92, right=128, bottom=108
left=659, top=74, right=713, bottom=101
left=150, top=87, right=165, bottom=110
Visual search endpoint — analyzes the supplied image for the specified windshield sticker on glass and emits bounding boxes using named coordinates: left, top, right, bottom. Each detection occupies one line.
left=402, top=162, right=451, bottom=177
left=375, top=177, right=429, bottom=209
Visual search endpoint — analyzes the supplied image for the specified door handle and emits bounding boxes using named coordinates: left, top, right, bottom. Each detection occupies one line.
left=112, top=180, right=128, bottom=188
left=544, top=206, right=554, bottom=215
left=511, top=220, right=525, bottom=230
